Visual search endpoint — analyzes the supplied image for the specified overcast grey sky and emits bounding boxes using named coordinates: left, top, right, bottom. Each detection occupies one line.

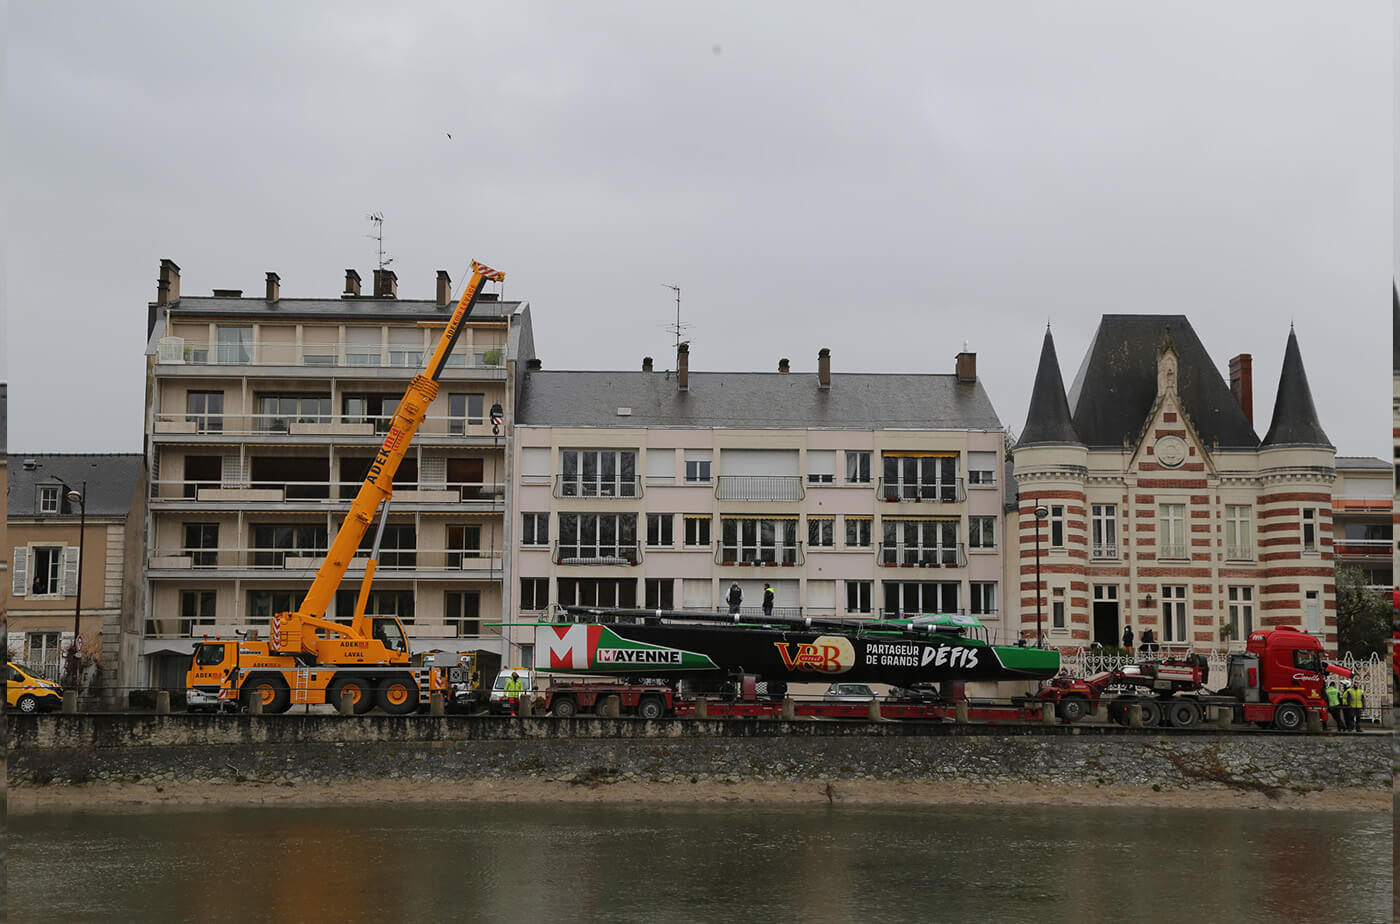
left=4, top=2, right=1395, bottom=458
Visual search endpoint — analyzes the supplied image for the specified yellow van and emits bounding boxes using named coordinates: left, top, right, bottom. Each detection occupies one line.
left=7, top=661, right=63, bottom=713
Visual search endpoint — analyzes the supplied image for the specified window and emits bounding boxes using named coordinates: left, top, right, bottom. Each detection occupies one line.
left=881, top=581, right=959, bottom=617
left=1161, top=585, right=1187, bottom=642
left=684, top=450, right=712, bottom=483
left=557, top=578, right=637, bottom=608
left=356, top=525, right=416, bottom=569
left=252, top=524, right=328, bottom=568
left=1091, top=504, right=1117, bottom=559
left=256, top=394, right=330, bottom=432
left=1158, top=504, right=1186, bottom=559
left=881, top=519, right=960, bottom=566
left=1225, top=505, right=1252, bottom=560
left=1051, top=588, right=1066, bottom=629
left=447, top=525, right=482, bottom=567
left=969, top=516, right=995, bottom=550
left=449, top=393, right=484, bottom=434
left=1301, top=508, right=1318, bottom=552
left=26, top=632, right=61, bottom=671
left=557, top=513, right=639, bottom=563
left=645, top=578, right=674, bottom=610
left=560, top=449, right=638, bottom=497
left=646, top=513, right=674, bottom=548
left=180, top=590, right=217, bottom=629
left=519, top=578, right=549, bottom=611
left=807, top=450, right=835, bottom=484
left=521, top=448, right=551, bottom=480
left=187, top=391, right=224, bottom=434
left=970, top=582, right=997, bottom=617
left=845, top=516, right=872, bottom=548
left=1304, top=589, right=1320, bottom=633
left=521, top=513, right=549, bottom=547
left=30, top=546, right=64, bottom=595
left=967, top=451, right=997, bottom=486
left=683, top=515, right=711, bottom=548
left=719, top=517, right=800, bottom=565
left=880, top=453, right=960, bottom=501
left=646, top=449, right=675, bottom=482
left=388, top=328, right=424, bottom=368
left=445, top=591, right=482, bottom=636
left=1227, top=586, right=1254, bottom=639
left=808, top=517, right=834, bottom=548
left=37, top=485, right=60, bottom=515
left=216, top=325, right=252, bottom=364
left=345, top=327, right=381, bottom=366
left=247, top=590, right=299, bottom=625
left=846, top=580, right=873, bottom=615
left=184, top=523, right=219, bottom=568
left=845, top=451, right=872, bottom=484
left=333, top=589, right=414, bottom=624
left=1049, top=505, right=1065, bottom=548
left=184, top=455, right=221, bottom=499
left=342, top=394, right=399, bottom=434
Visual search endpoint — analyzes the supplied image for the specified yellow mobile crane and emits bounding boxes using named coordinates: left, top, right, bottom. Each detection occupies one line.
left=193, top=261, right=505, bottom=714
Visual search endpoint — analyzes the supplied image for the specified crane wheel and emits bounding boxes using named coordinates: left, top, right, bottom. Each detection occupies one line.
left=377, top=676, right=418, bottom=715
left=328, top=676, right=373, bottom=715
left=1056, top=696, right=1088, bottom=723
left=1167, top=701, right=1200, bottom=729
left=1136, top=701, right=1162, bottom=727
left=244, top=675, right=291, bottom=714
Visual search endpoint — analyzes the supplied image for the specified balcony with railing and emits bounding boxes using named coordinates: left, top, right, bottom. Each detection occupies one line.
left=150, top=478, right=506, bottom=507
left=715, top=475, right=805, bottom=502
left=1157, top=543, right=1189, bottom=561
left=1333, top=538, right=1391, bottom=559
left=876, top=542, right=967, bottom=568
left=553, top=475, right=642, bottom=499
left=147, top=547, right=504, bottom=576
left=713, top=541, right=806, bottom=567
left=1225, top=545, right=1254, bottom=562
left=152, top=411, right=505, bottom=441
left=552, top=541, right=642, bottom=566
left=876, top=478, right=965, bottom=504
left=155, top=339, right=505, bottom=373
left=1091, top=544, right=1118, bottom=560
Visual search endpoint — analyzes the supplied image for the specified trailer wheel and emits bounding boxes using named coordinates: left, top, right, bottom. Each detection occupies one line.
left=1056, top=696, right=1088, bottom=724
left=377, top=675, right=418, bottom=715
left=1167, top=701, right=1200, bottom=729
left=551, top=696, right=578, bottom=718
left=1137, top=701, right=1162, bottom=727
left=244, top=675, right=291, bottom=714
left=1272, top=703, right=1305, bottom=732
left=328, top=676, right=373, bottom=715
left=637, top=696, right=665, bottom=720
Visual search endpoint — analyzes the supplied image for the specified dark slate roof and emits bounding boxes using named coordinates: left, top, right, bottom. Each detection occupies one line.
left=6, top=453, right=144, bottom=518
left=516, top=372, right=1003, bottom=430
left=1066, top=315, right=1259, bottom=449
left=1017, top=327, right=1081, bottom=446
left=163, top=296, right=516, bottom=323
left=1260, top=328, right=1331, bottom=448
left=1334, top=455, right=1388, bottom=470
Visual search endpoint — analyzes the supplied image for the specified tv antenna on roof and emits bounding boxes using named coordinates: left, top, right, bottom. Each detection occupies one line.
left=662, top=284, right=691, bottom=354
left=367, top=212, right=393, bottom=270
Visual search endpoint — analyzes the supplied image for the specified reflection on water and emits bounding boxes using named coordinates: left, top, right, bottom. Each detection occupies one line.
left=8, top=801, right=1391, bottom=924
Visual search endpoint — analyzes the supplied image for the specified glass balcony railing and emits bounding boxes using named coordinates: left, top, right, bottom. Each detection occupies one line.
left=713, top=541, right=805, bottom=567
left=149, top=478, right=505, bottom=503
left=156, top=339, right=505, bottom=370
left=553, top=475, right=642, bottom=499
left=876, top=478, right=965, bottom=503
left=152, top=412, right=504, bottom=439
left=148, top=547, right=503, bottom=572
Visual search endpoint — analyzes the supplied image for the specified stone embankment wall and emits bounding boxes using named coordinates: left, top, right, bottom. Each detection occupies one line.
left=8, top=715, right=1391, bottom=794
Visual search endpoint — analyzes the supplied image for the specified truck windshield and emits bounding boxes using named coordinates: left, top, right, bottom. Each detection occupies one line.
left=373, top=619, right=406, bottom=653
left=194, top=645, right=227, bottom=666
left=1292, top=650, right=1322, bottom=672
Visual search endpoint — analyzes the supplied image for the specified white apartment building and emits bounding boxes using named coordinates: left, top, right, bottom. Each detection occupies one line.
left=140, top=260, right=530, bottom=688
left=505, top=345, right=1011, bottom=667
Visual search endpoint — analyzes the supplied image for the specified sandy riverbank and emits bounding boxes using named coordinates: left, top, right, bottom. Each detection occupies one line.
left=7, top=779, right=1389, bottom=815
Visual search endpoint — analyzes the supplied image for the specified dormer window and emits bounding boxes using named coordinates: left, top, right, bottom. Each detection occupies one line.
left=37, top=485, right=60, bottom=515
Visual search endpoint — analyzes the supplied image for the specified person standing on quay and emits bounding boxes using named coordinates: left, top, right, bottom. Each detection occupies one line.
left=1323, top=681, right=1343, bottom=732
left=1347, top=682, right=1365, bottom=732
left=1121, top=624, right=1133, bottom=654
left=727, top=581, right=743, bottom=615
left=762, top=582, right=775, bottom=617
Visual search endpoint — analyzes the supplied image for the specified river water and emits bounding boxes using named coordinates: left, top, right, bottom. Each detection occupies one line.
left=7, top=801, right=1392, bottom=923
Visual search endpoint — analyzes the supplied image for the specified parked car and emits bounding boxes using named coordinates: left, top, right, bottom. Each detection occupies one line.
left=823, top=682, right=877, bottom=703
left=7, top=661, right=63, bottom=713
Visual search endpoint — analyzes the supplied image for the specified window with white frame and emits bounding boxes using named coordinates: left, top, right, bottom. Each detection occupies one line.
left=519, top=577, right=548, bottom=611
left=1225, top=505, right=1252, bottom=560
left=684, top=450, right=712, bottom=483
left=1161, top=585, right=1187, bottom=642
left=29, top=546, right=64, bottom=596
left=845, top=516, right=872, bottom=548
left=970, top=582, right=997, bottom=617
left=683, top=515, right=711, bottom=548
left=1301, top=508, right=1319, bottom=552
left=560, top=449, right=638, bottom=497
left=1091, top=504, right=1117, bottom=558
left=445, top=591, right=483, bottom=636
left=806, top=450, right=836, bottom=484
left=26, top=632, right=61, bottom=671
left=645, top=449, right=675, bottom=482
left=521, top=513, right=549, bottom=547
left=846, top=580, right=872, bottom=614
left=967, top=451, right=997, bottom=486
left=646, top=513, right=674, bottom=548
left=881, top=519, right=960, bottom=566
left=968, top=516, right=995, bottom=550
left=186, top=391, right=224, bottom=434
left=1051, top=587, right=1066, bottom=629
left=808, top=517, right=834, bottom=548
left=557, top=578, right=636, bottom=608
left=1226, top=585, right=1254, bottom=639
left=719, top=517, right=799, bottom=565
left=1304, top=589, right=1320, bottom=633
left=216, top=325, right=253, bottom=364
left=1049, top=505, right=1065, bottom=548
left=449, top=394, right=484, bottom=434
left=1158, top=504, right=1187, bottom=559
left=180, top=589, right=217, bottom=629
left=880, top=453, right=960, bottom=501
left=845, top=451, right=872, bottom=484
left=557, top=513, right=638, bottom=562
left=881, top=581, right=958, bottom=616
left=644, top=578, right=674, bottom=610
left=521, top=448, right=551, bottom=481
left=37, top=485, right=60, bottom=515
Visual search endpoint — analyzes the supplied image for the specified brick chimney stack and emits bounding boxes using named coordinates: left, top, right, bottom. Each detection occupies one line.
left=265, top=272, right=280, bottom=303
left=817, top=348, right=831, bottom=389
left=677, top=343, right=690, bottom=391
left=642, top=356, right=653, bottom=372
left=779, top=358, right=790, bottom=373
left=373, top=268, right=398, bottom=298
left=157, top=258, right=181, bottom=306
left=955, top=346, right=977, bottom=383
left=436, top=270, right=452, bottom=307
left=1229, top=353, right=1253, bottom=425
left=343, top=269, right=362, bottom=297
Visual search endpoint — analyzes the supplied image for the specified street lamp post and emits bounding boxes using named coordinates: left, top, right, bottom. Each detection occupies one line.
left=1033, top=500, right=1049, bottom=650
left=51, top=478, right=87, bottom=690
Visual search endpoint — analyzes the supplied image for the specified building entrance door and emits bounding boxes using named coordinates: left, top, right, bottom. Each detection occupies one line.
left=1092, top=585, right=1120, bottom=647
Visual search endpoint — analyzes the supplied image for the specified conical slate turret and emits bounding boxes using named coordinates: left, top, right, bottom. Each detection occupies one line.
left=1018, top=327, right=1081, bottom=446
left=1261, top=328, right=1331, bottom=448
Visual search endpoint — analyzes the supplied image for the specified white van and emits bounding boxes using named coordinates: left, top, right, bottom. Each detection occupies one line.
left=488, top=667, right=537, bottom=714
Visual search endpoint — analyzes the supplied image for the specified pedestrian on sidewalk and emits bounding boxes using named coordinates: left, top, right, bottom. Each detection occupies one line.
left=762, top=582, right=774, bottom=617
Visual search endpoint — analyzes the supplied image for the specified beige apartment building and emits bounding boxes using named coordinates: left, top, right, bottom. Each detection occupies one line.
left=140, top=260, right=530, bottom=688
left=506, top=345, right=1012, bottom=669
left=1331, top=456, right=1391, bottom=594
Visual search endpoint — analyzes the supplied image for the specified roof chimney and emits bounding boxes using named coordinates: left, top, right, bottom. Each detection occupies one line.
left=265, top=272, right=280, bottom=303
left=343, top=269, right=362, bottom=297
left=372, top=268, right=398, bottom=298
left=1229, top=353, right=1253, bottom=425
left=436, top=270, right=452, bottom=307
left=157, top=258, right=181, bottom=306
left=642, top=356, right=654, bottom=372
left=817, top=348, right=830, bottom=389
left=526, top=358, right=542, bottom=371
left=955, top=347, right=976, bottom=383
left=677, top=343, right=690, bottom=391
left=778, top=358, right=790, bottom=373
